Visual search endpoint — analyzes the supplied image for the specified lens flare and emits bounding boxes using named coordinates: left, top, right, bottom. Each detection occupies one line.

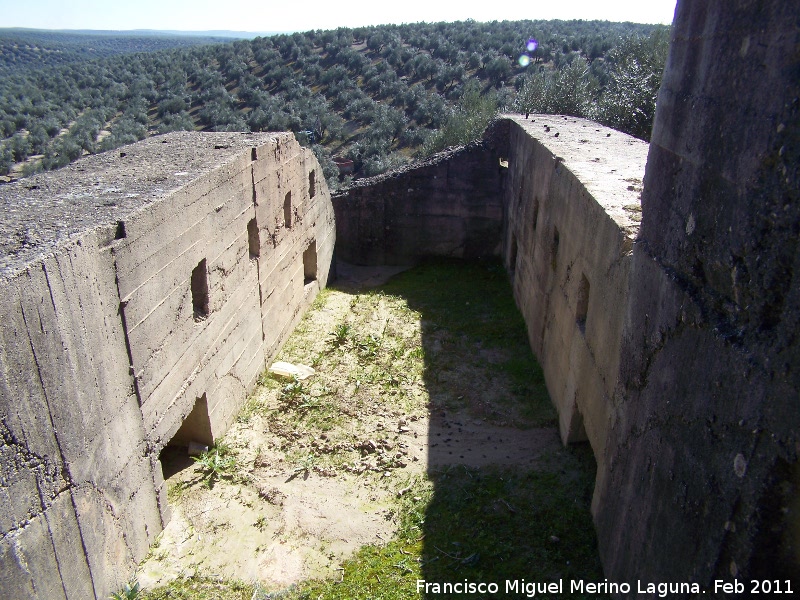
left=518, top=54, right=531, bottom=67
left=526, top=38, right=539, bottom=52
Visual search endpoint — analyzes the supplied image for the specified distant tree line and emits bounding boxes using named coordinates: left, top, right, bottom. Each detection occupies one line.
left=0, top=29, right=228, bottom=77
left=0, top=19, right=669, bottom=187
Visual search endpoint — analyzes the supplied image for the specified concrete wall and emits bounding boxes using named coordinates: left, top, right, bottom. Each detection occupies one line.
left=0, top=132, right=334, bottom=598
left=331, top=141, right=505, bottom=265
left=0, top=229, right=158, bottom=599
left=595, top=0, right=800, bottom=584
left=333, top=37, right=798, bottom=582
left=502, top=115, right=648, bottom=505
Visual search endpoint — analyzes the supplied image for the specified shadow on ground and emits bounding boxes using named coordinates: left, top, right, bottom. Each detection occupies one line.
left=378, top=259, right=604, bottom=598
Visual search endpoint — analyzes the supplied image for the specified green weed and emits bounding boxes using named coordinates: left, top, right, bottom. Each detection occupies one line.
left=254, top=515, right=268, bottom=531
left=279, top=377, right=307, bottom=406
left=355, top=333, right=382, bottom=360
left=139, top=574, right=253, bottom=600
left=292, top=452, right=319, bottom=476
left=110, top=580, right=140, bottom=600
left=329, top=322, right=352, bottom=348
left=192, top=443, right=237, bottom=488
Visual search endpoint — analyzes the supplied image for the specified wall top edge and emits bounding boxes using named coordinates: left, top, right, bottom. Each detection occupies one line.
left=0, top=131, right=292, bottom=279
left=505, top=114, right=648, bottom=236
left=331, top=141, right=488, bottom=198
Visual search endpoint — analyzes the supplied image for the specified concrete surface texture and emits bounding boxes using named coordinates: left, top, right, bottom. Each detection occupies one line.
left=595, top=0, right=800, bottom=583
left=501, top=115, right=648, bottom=498
left=0, top=131, right=334, bottom=599
left=331, top=141, right=505, bottom=265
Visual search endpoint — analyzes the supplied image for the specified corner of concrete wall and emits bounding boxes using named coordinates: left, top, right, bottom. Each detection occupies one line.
left=254, top=136, right=335, bottom=363
left=0, top=226, right=159, bottom=599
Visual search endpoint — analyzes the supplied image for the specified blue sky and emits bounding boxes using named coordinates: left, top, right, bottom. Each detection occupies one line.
left=0, top=0, right=677, bottom=33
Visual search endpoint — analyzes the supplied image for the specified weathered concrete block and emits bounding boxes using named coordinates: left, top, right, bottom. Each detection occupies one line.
left=595, top=0, right=800, bottom=584
left=0, top=130, right=335, bottom=599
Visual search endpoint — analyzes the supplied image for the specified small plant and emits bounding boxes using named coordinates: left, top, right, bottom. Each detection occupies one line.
left=409, top=346, right=425, bottom=360
left=110, top=580, right=140, bottom=600
left=356, top=333, right=382, bottom=360
left=236, top=396, right=262, bottom=424
left=295, top=395, right=322, bottom=414
left=254, top=515, right=268, bottom=531
left=292, top=452, right=319, bottom=476
left=256, top=369, right=271, bottom=387
left=192, top=444, right=237, bottom=488
left=280, top=377, right=306, bottom=402
left=279, top=376, right=316, bottom=412
left=329, top=322, right=352, bottom=348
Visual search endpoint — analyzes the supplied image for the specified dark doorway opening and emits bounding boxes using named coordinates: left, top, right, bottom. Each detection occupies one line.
left=159, top=393, right=214, bottom=480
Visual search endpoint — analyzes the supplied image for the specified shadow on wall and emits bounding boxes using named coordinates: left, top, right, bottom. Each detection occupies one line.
left=374, top=259, right=604, bottom=591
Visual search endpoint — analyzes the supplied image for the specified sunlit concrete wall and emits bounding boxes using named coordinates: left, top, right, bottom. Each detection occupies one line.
left=0, top=131, right=334, bottom=599
left=501, top=114, right=648, bottom=506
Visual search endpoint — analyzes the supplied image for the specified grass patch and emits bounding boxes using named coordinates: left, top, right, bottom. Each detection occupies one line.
left=140, top=575, right=254, bottom=600
left=379, top=259, right=525, bottom=344
left=282, top=445, right=600, bottom=599
left=377, top=258, right=556, bottom=427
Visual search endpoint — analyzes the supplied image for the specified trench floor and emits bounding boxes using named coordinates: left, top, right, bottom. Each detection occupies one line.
left=136, top=259, right=602, bottom=599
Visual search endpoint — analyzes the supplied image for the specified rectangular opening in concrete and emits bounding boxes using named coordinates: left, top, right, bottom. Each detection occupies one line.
left=191, top=258, right=209, bottom=321
left=160, top=392, right=213, bottom=480
left=115, top=221, right=127, bottom=239
left=551, top=227, right=560, bottom=270
left=303, top=240, right=317, bottom=285
left=172, top=393, right=214, bottom=447
left=251, top=147, right=257, bottom=161
left=576, top=274, right=590, bottom=334
left=284, top=191, right=292, bottom=228
left=308, top=170, right=316, bottom=199
left=247, top=218, right=260, bottom=259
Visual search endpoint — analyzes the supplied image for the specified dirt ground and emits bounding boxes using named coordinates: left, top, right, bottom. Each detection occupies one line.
left=137, top=262, right=563, bottom=593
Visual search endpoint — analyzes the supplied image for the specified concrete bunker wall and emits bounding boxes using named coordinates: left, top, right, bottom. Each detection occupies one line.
left=595, top=0, right=800, bottom=583
left=501, top=116, right=648, bottom=495
left=331, top=140, right=506, bottom=265
left=0, top=132, right=334, bottom=599
left=0, top=230, right=157, bottom=600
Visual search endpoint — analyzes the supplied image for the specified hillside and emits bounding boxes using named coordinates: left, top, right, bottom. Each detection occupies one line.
left=0, top=20, right=668, bottom=185
left=0, top=28, right=231, bottom=76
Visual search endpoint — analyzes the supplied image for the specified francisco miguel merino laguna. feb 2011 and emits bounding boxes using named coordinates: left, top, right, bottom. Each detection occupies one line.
left=416, top=579, right=708, bottom=597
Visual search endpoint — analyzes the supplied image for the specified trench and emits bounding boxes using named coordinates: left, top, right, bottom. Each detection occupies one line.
left=136, top=258, right=601, bottom=599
